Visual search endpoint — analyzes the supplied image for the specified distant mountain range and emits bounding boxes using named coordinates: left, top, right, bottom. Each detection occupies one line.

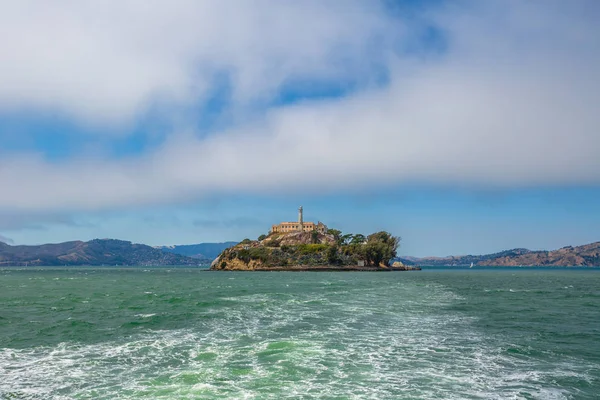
left=0, top=239, right=206, bottom=267
left=397, top=241, right=600, bottom=267
left=154, top=242, right=237, bottom=260
left=2, top=238, right=597, bottom=267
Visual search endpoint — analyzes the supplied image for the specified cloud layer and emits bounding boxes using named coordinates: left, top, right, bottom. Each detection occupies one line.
left=1, top=1, right=599, bottom=213
left=0, top=0, right=389, bottom=126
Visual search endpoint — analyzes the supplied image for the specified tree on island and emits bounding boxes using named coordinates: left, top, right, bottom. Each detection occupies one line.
left=350, top=234, right=366, bottom=245
left=328, top=229, right=400, bottom=267
left=326, top=244, right=340, bottom=264
left=327, top=228, right=342, bottom=244
left=362, top=232, right=400, bottom=267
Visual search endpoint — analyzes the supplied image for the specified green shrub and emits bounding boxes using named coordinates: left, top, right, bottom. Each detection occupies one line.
left=249, top=247, right=269, bottom=262
left=326, top=245, right=340, bottom=264
left=267, top=249, right=289, bottom=267
left=297, top=244, right=329, bottom=254
left=258, top=234, right=267, bottom=241
left=341, top=244, right=361, bottom=257
left=237, top=249, right=251, bottom=263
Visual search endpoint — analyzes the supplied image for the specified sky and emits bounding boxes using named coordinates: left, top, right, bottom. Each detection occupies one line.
left=0, top=0, right=599, bottom=257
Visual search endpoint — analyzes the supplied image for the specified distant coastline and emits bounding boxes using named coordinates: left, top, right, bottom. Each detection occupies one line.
left=397, top=241, right=600, bottom=267
left=0, top=239, right=207, bottom=267
left=1, top=237, right=598, bottom=268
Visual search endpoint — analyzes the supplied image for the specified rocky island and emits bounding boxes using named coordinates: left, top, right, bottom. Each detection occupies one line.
left=211, top=207, right=419, bottom=271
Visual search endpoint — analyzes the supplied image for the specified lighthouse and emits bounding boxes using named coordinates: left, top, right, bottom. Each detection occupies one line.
left=298, top=206, right=304, bottom=232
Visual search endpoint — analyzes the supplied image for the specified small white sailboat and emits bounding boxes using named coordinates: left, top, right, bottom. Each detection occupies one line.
left=470, top=262, right=474, bottom=268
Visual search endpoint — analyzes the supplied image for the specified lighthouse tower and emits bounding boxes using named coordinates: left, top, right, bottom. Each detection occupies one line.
left=298, top=206, right=304, bottom=232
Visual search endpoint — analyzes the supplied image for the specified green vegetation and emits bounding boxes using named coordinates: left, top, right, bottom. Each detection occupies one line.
left=236, top=249, right=251, bottom=263
left=248, top=247, right=269, bottom=262
left=265, top=239, right=281, bottom=247
left=350, top=234, right=366, bottom=245
left=327, top=229, right=342, bottom=243
left=214, top=229, right=401, bottom=269
left=341, top=234, right=353, bottom=245
left=297, top=243, right=329, bottom=254
left=326, top=245, right=340, bottom=264
left=363, top=232, right=400, bottom=267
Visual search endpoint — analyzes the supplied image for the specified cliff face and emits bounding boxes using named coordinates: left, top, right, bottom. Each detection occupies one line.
left=0, top=239, right=203, bottom=266
left=397, top=242, right=600, bottom=267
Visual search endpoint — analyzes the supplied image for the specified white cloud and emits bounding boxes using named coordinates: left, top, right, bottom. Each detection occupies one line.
left=0, top=1, right=599, bottom=212
left=0, top=0, right=390, bottom=127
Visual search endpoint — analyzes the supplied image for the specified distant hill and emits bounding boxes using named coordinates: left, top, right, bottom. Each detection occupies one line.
left=0, top=239, right=206, bottom=267
left=397, top=242, right=600, bottom=267
left=155, top=242, right=237, bottom=260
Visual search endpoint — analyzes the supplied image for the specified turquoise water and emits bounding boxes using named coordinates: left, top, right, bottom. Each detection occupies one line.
left=1, top=268, right=599, bottom=399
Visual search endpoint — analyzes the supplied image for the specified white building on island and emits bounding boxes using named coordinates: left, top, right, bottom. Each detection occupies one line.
left=271, top=206, right=327, bottom=234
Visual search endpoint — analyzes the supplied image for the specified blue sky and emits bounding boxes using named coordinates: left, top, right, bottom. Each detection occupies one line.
left=0, top=0, right=599, bottom=256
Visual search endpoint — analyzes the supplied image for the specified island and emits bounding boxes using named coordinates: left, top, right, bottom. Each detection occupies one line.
left=210, top=206, right=419, bottom=271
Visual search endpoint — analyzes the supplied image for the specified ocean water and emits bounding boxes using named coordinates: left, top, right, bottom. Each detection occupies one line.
left=1, top=268, right=599, bottom=399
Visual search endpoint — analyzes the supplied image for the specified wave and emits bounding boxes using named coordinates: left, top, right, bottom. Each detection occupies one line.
left=1, top=275, right=597, bottom=399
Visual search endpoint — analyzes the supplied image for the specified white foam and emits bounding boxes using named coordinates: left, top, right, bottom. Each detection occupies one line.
left=0, top=279, right=593, bottom=399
